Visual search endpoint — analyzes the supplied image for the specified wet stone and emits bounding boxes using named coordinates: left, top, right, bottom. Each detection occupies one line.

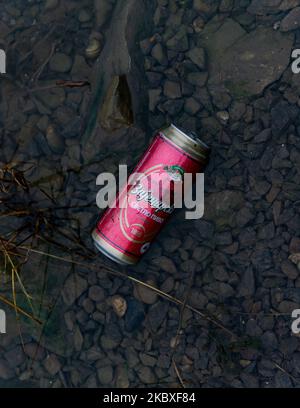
left=289, top=237, right=300, bottom=253
left=184, top=97, right=201, bottom=115
left=162, top=238, right=181, bottom=253
left=115, top=365, right=130, bottom=388
left=247, top=0, right=283, bottom=15
left=100, top=323, right=122, bottom=350
left=49, top=53, right=73, bottom=73
left=4, top=346, right=26, bottom=368
left=147, top=301, right=169, bottom=332
left=139, top=353, right=157, bottom=367
left=97, top=366, right=114, bottom=385
left=186, top=47, right=206, bottom=70
left=133, top=281, right=158, bottom=305
left=125, top=299, right=145, bottom=332
left=275, top=371, right=293, bottom=388
left=62, top=274, right=88, bottom=306
left=43, top=354, right=61, bottom=376
left=261, top=331, right=278, bottom=350
left=166, top=27, right=189, bottom=52
left=137, top=366, right=156, bottom=385
left=281, top=260, right=299, bottom=280
left=0, top=360, right=14, bottom=380
left=187, top=72, right=208, bottom=87
left=280, top=7, right=300, bottom=31
left=88, top=286, right=105, bottom=302
left=271, top=101, right=299, bottom=136
left=151, top=256, right=177, bottom=274
left=151, top=43, right=168, bottom=65
left=163, top=81, right=181, bottom=99
left=45, top=0, right=59, bottom=11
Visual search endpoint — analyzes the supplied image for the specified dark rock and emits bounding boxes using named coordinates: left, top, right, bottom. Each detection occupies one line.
left=215, top=232, right=232, bottom=246
left=125, top=299, right=145, bottom=332
left=147, top=301, right=168, bottom=332
left=163, top=80, right=181, bottom=99
left=49, top=53, right=72, bottom=73
left=281, top=259, right=299, bottom=280
left=289, top=237, right=300, bottom=253
left=186, top=47, right=206, bottom=70
left=152, top=256, right=177, bottom=274
left=261, top=331, right=278, bottom=350
left=146, top=72, right=163, bottom=87
left=192, top=246, right=211, bottom=262
left=202, top=21, right=293, bottom=98
left=24, top=343, right=45, bottom=361
left=4, top=346, right=26, bottom=368
left=205, top=190, right=245, bottom=227
left=253, top=128, right=272, bottom=143
left=43, top=354, right=61, bottom=376
left=280, top=7, right=300, bottom=31
left=271, top=101, right=299, bottom=136
left=195, top=220, right=215, bottom=239
left=187, top=72, right=208, bottom=87
left=193, top=0, right=218, bottom=15
left=274, top=371, right=293, bottom=388
left=236, top=207, right=255, bottom=227
left=97, top=366, right=114, bottom=385
left=247, top=0, right=282, bottom=15
left=151, top=43, right=168, bottom=65
left=115, top=364, right=130, bottom=388
left=162, top=238, right=181, bottom=253
left=184, top=97, right=201, bottom=115
left=0, top=360, right=14, bottom=380
left=137, top=366, right=156, bottom=385
left=189, top=289, right=208, bottom=309
left=149, top=88, right=161, bottom=111
left=166, top=27, right=189, bottom=52
left=88, top=286, right=105, bottom=302
left=238, top=267, right=255, bottom=297
left=162, top=99, right=184, bottom=115
left=100, top=323, right=122, bottom=350
left=62, top=274, right=88, bottom=306
left=246, top=319, right=263, bottom=337
left=292, top=352, right=300, bottom=374
left=139, top=353, right=157, bottom=367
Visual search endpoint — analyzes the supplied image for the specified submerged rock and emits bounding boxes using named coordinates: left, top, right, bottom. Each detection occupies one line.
left=199, top=18, right=293, bottom=98
left=125, top=299, right=145, bottom=332
left=100, top=75, right=134, bottom=131
left=280, top=7, right=300, bottom=31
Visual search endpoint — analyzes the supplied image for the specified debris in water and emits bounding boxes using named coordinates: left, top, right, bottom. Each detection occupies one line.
left=99, top=75, right=134, bottom=131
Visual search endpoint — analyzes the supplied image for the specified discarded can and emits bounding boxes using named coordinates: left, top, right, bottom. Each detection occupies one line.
left=92, top=124, right=210, bottom=265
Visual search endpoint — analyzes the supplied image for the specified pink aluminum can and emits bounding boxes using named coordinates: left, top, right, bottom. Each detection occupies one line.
left=92, top=124, right=210, bottom=265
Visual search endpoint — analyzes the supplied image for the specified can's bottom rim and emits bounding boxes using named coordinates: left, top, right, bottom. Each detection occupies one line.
left=92, top=230, right=138, bottom=266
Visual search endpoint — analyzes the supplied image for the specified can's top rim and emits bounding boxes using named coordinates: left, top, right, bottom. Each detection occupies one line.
left=162, top=124, right=211, bottom=163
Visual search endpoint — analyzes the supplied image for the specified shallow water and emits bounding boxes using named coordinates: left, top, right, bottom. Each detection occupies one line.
left=0, top=0, right=299, bottom=389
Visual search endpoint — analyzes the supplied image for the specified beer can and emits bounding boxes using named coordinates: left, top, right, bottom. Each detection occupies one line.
left=92, top=124, right=210, bottom=265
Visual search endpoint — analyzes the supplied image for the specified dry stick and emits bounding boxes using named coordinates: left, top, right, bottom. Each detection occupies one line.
left=0, top=294, right=42, bottom=324
left=172, top=358, right=185, bottom=389
left=17, top=246, right=236, bottom=339
left=273, top=362, right=300, bottom=385
left=171, top=269, right=195, bottom=388
left=30, top=43, right=56, bottom=86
